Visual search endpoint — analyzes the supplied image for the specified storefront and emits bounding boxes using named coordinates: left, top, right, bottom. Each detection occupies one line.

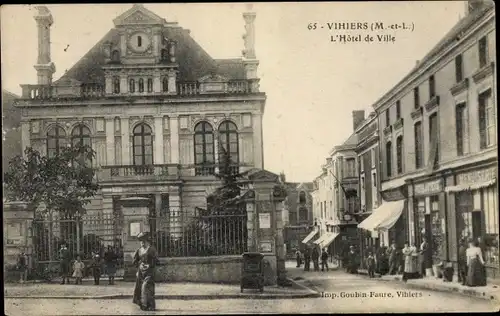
left=445, top=165, right=499, bottom=279
left=408, top=177, right=446, bottom=268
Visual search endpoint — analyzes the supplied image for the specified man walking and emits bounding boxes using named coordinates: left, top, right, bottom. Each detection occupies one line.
left=388, top=243, right=399, bottom=275
left=295, top=249, right=302, bottom=268
left=303, top=247, right=311, bottom=271
left=457, top=238, right=467, bottom=285
left=59, top=243, right=71, bottom=285
left=321, top=248, right=329, bottom=272
left=311, top=247, right=320, bottom=271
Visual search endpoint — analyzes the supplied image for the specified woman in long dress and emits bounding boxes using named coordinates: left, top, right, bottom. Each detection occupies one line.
left=132, top=232, right=159, bottom=311
left=402, top=243, right=419, bottom=282
left=466, top=239, right=487, bottom=287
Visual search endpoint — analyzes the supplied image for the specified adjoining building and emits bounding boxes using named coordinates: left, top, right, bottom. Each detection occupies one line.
left=2, top=90, right=21, bottom=171
left=363, top=0, right=497, bottom=279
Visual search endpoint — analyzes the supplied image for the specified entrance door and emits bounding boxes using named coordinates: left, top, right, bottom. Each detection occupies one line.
left=472, top=211, right=482, bottom=240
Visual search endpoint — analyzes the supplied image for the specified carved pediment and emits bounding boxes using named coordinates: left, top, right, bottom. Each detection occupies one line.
left=242, top=168, right=280, bottom=182
left=198, top=74, right=229, bottom=83
left=113, top=4, right=166, bottom=26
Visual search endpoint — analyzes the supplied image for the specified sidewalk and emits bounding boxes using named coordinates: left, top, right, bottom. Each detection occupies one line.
left=357, top=268, right=500, bottom=302
left=4, top=280, right=319, bottom=300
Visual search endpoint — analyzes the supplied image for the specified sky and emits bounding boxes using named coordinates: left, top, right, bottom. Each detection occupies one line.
left=1, top=2, right=467, bottom=182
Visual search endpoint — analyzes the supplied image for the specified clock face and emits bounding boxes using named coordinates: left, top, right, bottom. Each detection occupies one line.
left=128, top=32, right=151, bottom=53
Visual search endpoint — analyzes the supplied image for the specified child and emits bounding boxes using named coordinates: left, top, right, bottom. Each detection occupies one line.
left=17, top=252, right=28, bottom=283
left=91, top=254, right=102, bottom=285
left=72, top=255, right=85, bottom=284
left=366, top=252, right=376, bottom=278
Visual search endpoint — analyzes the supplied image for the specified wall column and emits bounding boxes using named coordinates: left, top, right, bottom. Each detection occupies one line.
left=121, top=117, right=130, bottom=165
left=252, top=113, right=263, bottom=169
left=169, top=116, right=179, bottom=164
left=105, top=117, right=115, bottom=165
left=21, top=121, right=31, bottom=158
left=154, top=116, right=164, bottom=164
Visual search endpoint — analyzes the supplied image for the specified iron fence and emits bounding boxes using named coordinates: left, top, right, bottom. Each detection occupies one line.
left=149, top=207, right=248, bottom=257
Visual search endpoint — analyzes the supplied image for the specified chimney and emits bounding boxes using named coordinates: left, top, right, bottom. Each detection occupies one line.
left=34, top=6, right=56, bottom=85
left=352, top=110, right=365, bottom=131
left=242, top=5, right=260, bottom=92
left=279, top=172, right=286, bottom=183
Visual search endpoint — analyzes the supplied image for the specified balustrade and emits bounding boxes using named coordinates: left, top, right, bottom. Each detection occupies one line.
left=99, top=164, right=180, bottom=181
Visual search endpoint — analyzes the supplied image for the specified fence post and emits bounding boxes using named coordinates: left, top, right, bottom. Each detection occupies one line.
left=48, top=212, right=54, bottom=262
left=76, top=215, right=81, bottom=256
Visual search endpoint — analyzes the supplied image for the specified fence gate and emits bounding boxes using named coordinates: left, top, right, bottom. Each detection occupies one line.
left=31, top=212, right=124, bottom=277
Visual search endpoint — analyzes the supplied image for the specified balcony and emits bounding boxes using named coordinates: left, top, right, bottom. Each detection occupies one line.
left=98, top=164, right=180, bottom=182
left=20, top=80, right=254, bottom=101
left=180, top=163, right=245, bottom=177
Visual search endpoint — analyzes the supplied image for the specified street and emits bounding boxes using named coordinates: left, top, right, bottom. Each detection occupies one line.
left=5, top=271, right=499, bottom=314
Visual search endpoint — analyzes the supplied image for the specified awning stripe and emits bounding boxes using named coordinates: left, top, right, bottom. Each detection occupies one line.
left=445, top=179, right=497, bottom=193
left=302, top=228, right=318, bottom=244
left=320, top=232, right=339, bottom=248
left=358, top=200, right=405, bottom=232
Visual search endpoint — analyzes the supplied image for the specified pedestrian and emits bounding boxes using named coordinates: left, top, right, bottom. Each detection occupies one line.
left=457, top=238, right=467, bottom=285
left=311, top=247, right=320, bottom=271
left=402, top=243, right=419, bottom=282
left=72, top=255, right=85, bottom=285
left=133, top=232, right=159, bottom=311
left=16, top=251, right=28, bottom=283
left=366, top=252, right=376, bottom=278
left=303, top=247, right=311, bottom=271
left=91, top=253, right=102, bottom=285
left=104, top=245, right=118, bottom=285
left=466, top=238, right=487, bottom=287
left=295, top=249, right=302, bottom=268
left=388, top=243, right=398, bottom=275
left=420, top=237, right=431, bottom=277
left=59, top=243, right=71, bottom=285
left=321, top=248, right=329, bottom=272
left=347, top=246, right=359, bottom=274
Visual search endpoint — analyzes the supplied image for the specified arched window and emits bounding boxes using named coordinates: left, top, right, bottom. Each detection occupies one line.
left=113, top=76, right=120, bottom=94
left=47, top=125, right=67, bottom=157
left=111, top=50, right=120, bottom=63
left=147, top=78, right=153, bottom=93
left=129, top=79, right=135, bottom=93
left=138, top=79, right=144, bottom=93
left=299, top=206, right=308, bottom=222
left=194, top=122, right=215, bottom=175
left=396, top=135, right=403, bottom=174
left=132, top=123, right=153, bottom=166
left=218, top=121, right=239, bottom=166
left=299, top=191, right=306, bottom=204
left=162, top=77, right=169, bottom=92
left=71, top=125, right=92, bottom=166
left=386, top=141, right=392, bottom=178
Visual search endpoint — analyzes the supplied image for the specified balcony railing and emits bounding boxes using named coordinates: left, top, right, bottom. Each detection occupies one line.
left=179, top=164, right=248, bottom=177
left=99, top=164, right=180, bottom=182
left=20, top=80, right=254, bottom=101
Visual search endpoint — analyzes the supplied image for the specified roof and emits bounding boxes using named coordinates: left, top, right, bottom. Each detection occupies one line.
left=372, top=2, right=494, bottom=111
left=55, top=7, right=246, bottom=84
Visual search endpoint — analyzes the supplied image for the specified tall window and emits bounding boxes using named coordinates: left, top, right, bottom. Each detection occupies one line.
left=137, top=36, right=142, bottom=47
left=345, top=158, right=356, bottom=177
left=386, top=141, right=392, bottom=178
left=396, top=135, right=403, bottom=174
left=414, top=122, right=423, bottom=169
left=456, top=103, right=466, bottom=156
left=162, top=77, right=169, bottom=92
left=371, top=148, right=376, bottom=168
left=396, top=101, right=401, bottom=119
left=385, top=109, right=390, bottom=127
left=478, top=89, right=495, bottom=149
left=147, top=78, right=153, bottom=93
left=478, top=36, right=488, bottom=68
left=455, top=54, right=463, bottom=83
left=218, top=121, right=239, bottom=165
left=194, top=121, right=215, bottom=166
left=299, top=191, right=306, bottom=204
left=71, top=125, right=92, bottom=165
left=429, top=113, right=439, bottom=162
left=138, top=79, right=144, bottom=93
left=413, top=87, right=420, bottom=109
left=113, top=76, right=120, bottom=94
left=299, top=207, right=308, bottom=222
left=429, top=75, right=435, bottom=98
left=47, top=126, right=67, bottom=157
left=132, top=123, right=153, bottom=165
left=129, top=79, right=135, bottom=93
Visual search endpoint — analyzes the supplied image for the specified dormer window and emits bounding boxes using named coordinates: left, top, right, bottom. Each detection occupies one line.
left=161, top=49, right=169, bottom=62
left=111, top=50, right=120, bottom=63
left=137, top=36, right=142, bottom=47
left=113, top=76, right=120, bottom=94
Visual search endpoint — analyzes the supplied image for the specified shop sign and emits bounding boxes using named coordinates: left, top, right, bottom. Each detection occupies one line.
left=414, top=179, right=442, bottom=196
left=381, top=186, right=407, bottom=201
left=457, top=168, right=497, bottom=185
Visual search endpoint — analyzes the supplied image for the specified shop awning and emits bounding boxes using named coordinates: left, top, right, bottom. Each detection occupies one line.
left=302, top=228, right=318, bottom=244
left=318, top=232, right=339, bottom=249
left=358, top=200, right=405, bottom=232
left=313, top=234, right=326, bottom=245
left=445, top=178, right=497, bottom=193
